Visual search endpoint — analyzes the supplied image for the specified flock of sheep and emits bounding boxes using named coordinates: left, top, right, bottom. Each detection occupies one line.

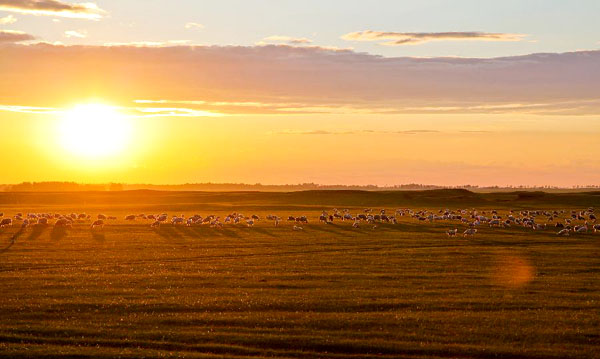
left=0, top=207, right=598, bottom=237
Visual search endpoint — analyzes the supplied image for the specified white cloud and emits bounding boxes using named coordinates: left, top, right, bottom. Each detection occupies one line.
left=342, top=31, right=526, bottom=46
left=261, top=35, right=312, bottom=45
left=184, top=22, right=204, bottom=30
left=64, top=29, right=87, bottom=38
left=0, top=29, right=35, bottom=43
left=0, top=14, right=17, bottom=24
left=4, top=44, right=600, bottom=115
left=103, top=40, right=191, bottom=47
left=0, top=0, right=106, bottom=20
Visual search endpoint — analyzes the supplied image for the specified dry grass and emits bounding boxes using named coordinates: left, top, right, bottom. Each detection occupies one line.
left=0, top=191, right=598, bottom=358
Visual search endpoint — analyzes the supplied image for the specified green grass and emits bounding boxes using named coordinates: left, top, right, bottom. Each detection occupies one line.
left=0, top=190, right=599, bottom=358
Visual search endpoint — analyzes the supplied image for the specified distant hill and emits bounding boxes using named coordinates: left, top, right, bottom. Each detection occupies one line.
left=0, top=189, right=598, bottom=209
left=1, top=181, right=598, bottom=193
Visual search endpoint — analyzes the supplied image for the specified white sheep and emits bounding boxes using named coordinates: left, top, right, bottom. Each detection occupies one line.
left=91, top=220, right=104, bottom=229
left=446, top=228, right=458, bottom=236
left=463, top=228, right=477, bottom=237
left=557, top=228, right=570, bottom=236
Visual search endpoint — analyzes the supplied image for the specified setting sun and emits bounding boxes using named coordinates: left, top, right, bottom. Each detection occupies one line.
left=58, top=104, right=132, bottom=158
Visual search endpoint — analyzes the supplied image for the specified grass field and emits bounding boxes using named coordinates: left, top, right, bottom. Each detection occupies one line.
left=0, top=190, right=599, bottom=358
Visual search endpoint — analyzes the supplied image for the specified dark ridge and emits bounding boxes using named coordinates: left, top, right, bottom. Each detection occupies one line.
left=0, top=189, right=598, bottom=209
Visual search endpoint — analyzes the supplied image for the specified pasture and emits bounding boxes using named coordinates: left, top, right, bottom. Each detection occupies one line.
left=0, top=190, right=599, bottom=358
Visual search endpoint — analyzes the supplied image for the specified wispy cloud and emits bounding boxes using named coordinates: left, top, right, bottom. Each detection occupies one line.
left=4, top=45, right=600, bottom=115
left=0, top=14, right=17, bottom=24
left=273, top=129, right=440, bottom=135
left=0, top=103, right=224, bottom=119
left=103, top=40, right=191, bottom=47
left=64, top=29, right=86, bottom=38
left=0, top=0, right=106, bottom=20
left=130, top=107, right=224, bottom=118
left=0, top=104, right=57, bottom=114
left=0, top=29, right=35, bottom=43
left=184, top=22, right=204, bottom=30
left=258, top=35, right=313, bottom=46
left=341, top=31, right=526, bottom=46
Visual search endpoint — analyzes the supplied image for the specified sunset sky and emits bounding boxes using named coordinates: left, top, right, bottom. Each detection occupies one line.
left=1, top=0, right=599, bottom=186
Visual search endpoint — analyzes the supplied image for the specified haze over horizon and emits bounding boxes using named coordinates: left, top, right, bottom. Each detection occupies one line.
left=1, top=0, right=599, bottom=187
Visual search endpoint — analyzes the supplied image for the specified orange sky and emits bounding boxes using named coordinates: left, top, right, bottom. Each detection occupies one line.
left=1, top=2, right=600, bottom=186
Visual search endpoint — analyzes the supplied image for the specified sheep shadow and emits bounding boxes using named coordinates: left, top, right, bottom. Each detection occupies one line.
left=90, top=229, right=106, bottom=243
left=152, top=225, right=183, bottom=240
left=309, top=224, right=346, bottom=235
left=176, top=225, right=243, bottom=239
left=0, top=240, right=15, bottom=253
left=9, top=227, right=26, bottom=242
left=50, top=226, right=68, bottom=241
left=26, top=224, right=47, bottom=241
left=219, top=227, right=242, bottom=239
left=248, top=226, right=277, bottom=238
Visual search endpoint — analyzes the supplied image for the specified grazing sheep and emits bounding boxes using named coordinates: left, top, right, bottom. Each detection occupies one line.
left=557, top=228, right=570, bottom=236
left=488, top=219, right=501, bottom=227
left=246, top=219, right=254, bottom=227
left=124, top=215, right=136, bottom=221
left=91, top=220, right=104, bottom=229
left=446, top=228, right=458, bottom=237
left=171, top=216, right=185, bottom=225
left=0, top=218, right=12, bottom=227
left=293, top=225, right=303, bottom=231
left=574, top=223, right=588, bottom=233
left=296, top=216, right=308, bottom=224
left=593, top=224, right=600, bottom=233
left=463, top=228, right=477, bottom=237
left=150, top=220, right=160, bottom=228
left=54, top=218, right=71, bottom=228
left=97, top=214, right=107, bottom=220
left=37, top=217, right=48, bottom=225
left=532, top=223, right=546, bottom=230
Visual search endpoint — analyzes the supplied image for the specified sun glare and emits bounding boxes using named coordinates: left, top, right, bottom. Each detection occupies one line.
left=59, top=104, right=132, bottom=158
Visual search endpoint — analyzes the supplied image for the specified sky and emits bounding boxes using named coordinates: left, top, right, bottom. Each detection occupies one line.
left=1, top=0, right=599, bottom=187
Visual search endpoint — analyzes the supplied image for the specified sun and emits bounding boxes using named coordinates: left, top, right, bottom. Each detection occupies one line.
left=59, top=104, right=132, bottom=158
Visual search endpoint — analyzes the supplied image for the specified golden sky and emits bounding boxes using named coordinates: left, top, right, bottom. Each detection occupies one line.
left=1, top=1, right=599, bottom=186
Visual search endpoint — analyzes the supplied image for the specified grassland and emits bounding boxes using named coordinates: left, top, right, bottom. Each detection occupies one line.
left=0, top=190, right=599, bottom=358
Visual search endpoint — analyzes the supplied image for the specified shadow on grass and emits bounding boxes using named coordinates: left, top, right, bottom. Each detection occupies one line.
left=26, top=224, right=47, bottom=241
left=173, top=225, right=244, bottom=239
left=90, top=229, right=106, bottom=243
left=50, top=226, right=68, bottom=241
left=152, top=225, right=183, bottom=240
left=249, top=226, right=277, bottom=238
left=0, top=229, right=22, bottom=253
